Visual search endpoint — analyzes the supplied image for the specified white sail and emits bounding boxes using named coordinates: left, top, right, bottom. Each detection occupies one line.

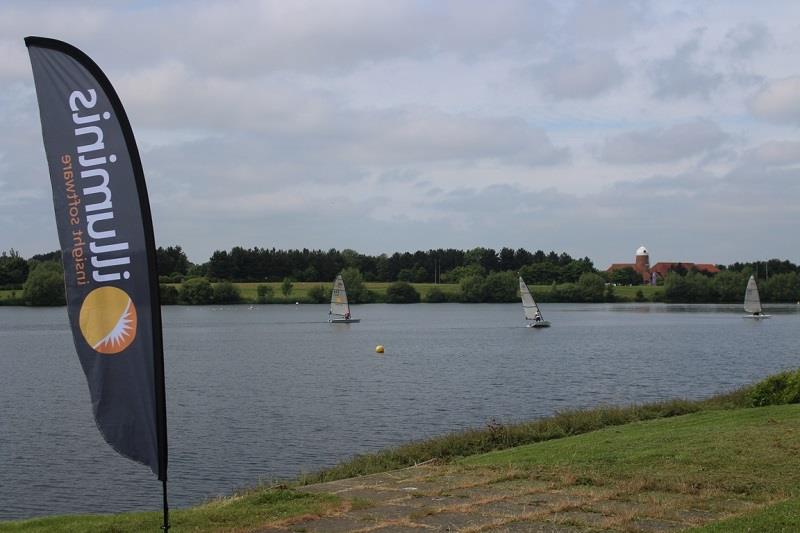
left=519, top=276, right=542, bottom=321
left=330, top=274, right=351, bottom=318
left=744, top=275, right=762, bottom=314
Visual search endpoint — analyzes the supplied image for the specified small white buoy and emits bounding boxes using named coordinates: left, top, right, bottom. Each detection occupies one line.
left=375, top=345, right=384, bottom=354
left=295, top=302, right=299, bottom=305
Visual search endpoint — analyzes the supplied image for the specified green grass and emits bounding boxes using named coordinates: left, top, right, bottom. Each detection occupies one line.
left=0, top=488, right=339, bottom=533
left=0, top=289, right=24, bottom=305
left=608, top=284, right=662, bottom=301
left=688, top=497, right=800, bottom=532
left=464, top=405, right=800, bottom=498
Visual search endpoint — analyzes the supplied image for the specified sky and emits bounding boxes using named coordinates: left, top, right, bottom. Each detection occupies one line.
left=1, top=0, right=799, bottom=268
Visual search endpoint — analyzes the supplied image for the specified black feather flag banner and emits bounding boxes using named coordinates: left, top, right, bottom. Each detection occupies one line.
left=24, top=37, right=168, bottom=487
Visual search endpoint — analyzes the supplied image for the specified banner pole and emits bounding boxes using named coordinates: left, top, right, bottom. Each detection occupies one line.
left=161, top=479, right=170, bottom=531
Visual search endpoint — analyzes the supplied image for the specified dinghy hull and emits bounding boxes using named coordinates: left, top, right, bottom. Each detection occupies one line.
left=527, top=321, right=551, bottom=328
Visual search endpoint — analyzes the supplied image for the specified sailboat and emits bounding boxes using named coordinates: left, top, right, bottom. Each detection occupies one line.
left=743, top=275, right=771, bottom=319
left=329, top=274, right=360, bottom=323
left=519, top=276, right=550, bottom=328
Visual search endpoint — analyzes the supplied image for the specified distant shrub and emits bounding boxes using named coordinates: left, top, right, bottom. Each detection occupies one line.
left=634, top=289, right=646, bottom=302
left=256, top=284, right=274, bottom=303
left=482, top=271, right=517, bottom=302
left=159, top=284, right=179, bottom=305
left=307, top=285, right=328, bottom=303
left=281, top=277, right=294, bottom=297
left=386, top=281, right=420, bottom=303
left=23, top=262, right=65, bottom=306
left=425, top=287, right=447, bottom=303
left=213, top=281, right=241, bottom=304
left=578, top=273, right=605, bottom=302
left=604, top=284, right=616, bottom=302
left=341, top=268, right=369, bottom=303
left=460, top=274, right=485, bottom=303
left=748, top=370, right=800, bottom=407
left=179, top=277, right=213, bottom=304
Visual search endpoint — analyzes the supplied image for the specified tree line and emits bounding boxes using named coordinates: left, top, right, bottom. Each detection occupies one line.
left=4, top=246, right=800, bottom=306
left=157, top=245, right=597, bottom=285
left=663, top=270, right=800, bottom=303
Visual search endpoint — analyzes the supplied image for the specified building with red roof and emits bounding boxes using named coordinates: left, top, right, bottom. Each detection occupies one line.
left=607, top=246, right=720, bottom=285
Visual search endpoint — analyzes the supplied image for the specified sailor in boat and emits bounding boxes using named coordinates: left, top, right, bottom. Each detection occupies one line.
left=534, top=311, right=542, bottom=323
left=344, top=311, right=351, bottom=320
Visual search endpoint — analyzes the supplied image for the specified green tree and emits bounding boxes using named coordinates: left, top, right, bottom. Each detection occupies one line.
left=341, top=267, right=369, bottom=303
left=663, top=272, right=691, bottom=302
left=307, top=284, right=328, bottom=303
left=386, top=281, right=420, bottom=303
left=550, top=282, right=580, bottom=302
left=179, top=277, right=214, bottom=304
left=610, top=267, right=641, bottom=286
left=482, top=271, right=517, bottom=302
left=441, top=264, right=485, bottom=283
left=712, top=270, right=746, bottom=302
left=562, top=259, right=595, bottom=283
left=159, top=284, right=179, bottom=305
left=23, top=262, right=65, bottom=306
left=0, top=249, right=29, bottom=287
left=578, top=272, right=606, bottom=302
left=156, top=245, right=190, bottom=276
left=763, top=272, right=800, bottom=302
left=281, top=277, right=294, bottom=297
left=213, top=281, right=241, bottom=304
left=256, top=284, right=274, bottom=303
left=685, top=272, right=715, bottom=302
left=460, top=274, right=486, bottom=302
left=519, top=262, right=560, bottom=284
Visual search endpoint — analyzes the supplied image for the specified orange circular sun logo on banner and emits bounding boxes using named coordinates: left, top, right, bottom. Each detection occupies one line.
left=79, top=287, right=138, bottom=355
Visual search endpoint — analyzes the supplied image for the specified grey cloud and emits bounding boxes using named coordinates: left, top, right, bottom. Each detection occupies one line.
left=526, top=49, right=625, bottom=100
left=562, top=0, right=650, bottom=45
left=750, top=76, right=800, bottom=125
left=650, top=30, right=723, bottom=100
left=599, top=119, right=728, bottom=164
left=747, top=140, right=800, bottom=166
left=117, top=66, right=570, bottom=169
left=723, top=22, right=770, bottom=58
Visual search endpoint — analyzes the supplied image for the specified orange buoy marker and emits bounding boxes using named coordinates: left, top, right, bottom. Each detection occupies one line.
left=375, top=345, right=385, bottom=354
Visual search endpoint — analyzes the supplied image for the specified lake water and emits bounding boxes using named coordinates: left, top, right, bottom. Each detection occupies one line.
left=1, top=303, right=799, bottom=520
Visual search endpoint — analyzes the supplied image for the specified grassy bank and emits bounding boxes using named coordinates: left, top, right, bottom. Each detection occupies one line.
left=0, top=488, right=340, bottom=533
